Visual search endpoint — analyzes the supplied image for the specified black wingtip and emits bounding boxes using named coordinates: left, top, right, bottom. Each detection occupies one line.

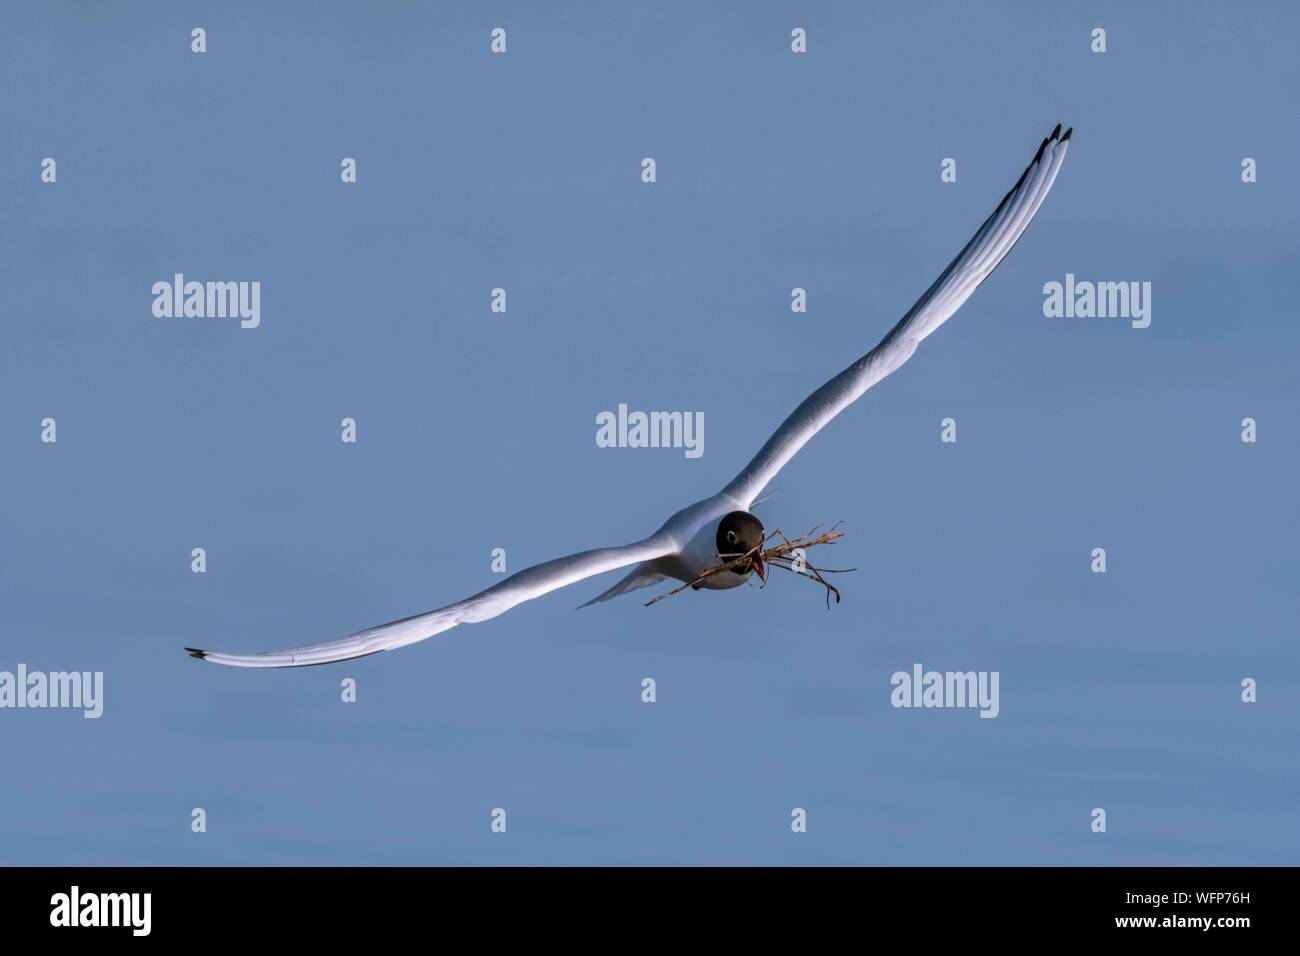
left=1051, top=122, right=1062, bottom=140
left=1033, top=136, right=1050, bottom=164
left=184, top=647, right=209, bottom=660
left=1062, top=126, right=1073, bottom=142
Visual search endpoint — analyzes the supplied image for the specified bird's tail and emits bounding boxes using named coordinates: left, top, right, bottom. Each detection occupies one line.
left=578, top=563, right=667, bottom=608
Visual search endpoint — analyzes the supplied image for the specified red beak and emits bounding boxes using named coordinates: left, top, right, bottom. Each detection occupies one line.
left=752, top=555, right=766, bottom=583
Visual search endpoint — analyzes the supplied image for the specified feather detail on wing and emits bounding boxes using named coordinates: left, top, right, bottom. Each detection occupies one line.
left=186, top=534, right=677, bottom=667
left=721, top=125, right=1072, bottom=508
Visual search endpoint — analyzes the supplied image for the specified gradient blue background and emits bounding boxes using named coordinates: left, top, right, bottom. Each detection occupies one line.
left=2, top=1, right=1297, bottom=865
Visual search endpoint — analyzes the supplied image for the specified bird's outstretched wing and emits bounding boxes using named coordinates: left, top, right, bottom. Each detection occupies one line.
left=186, top=534, right=677, bottom=667
left=721, top=124, right=1072, bottom=508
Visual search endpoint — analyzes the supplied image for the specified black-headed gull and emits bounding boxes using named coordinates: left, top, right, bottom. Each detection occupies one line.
left=188, top=125, right=1071, bottom=667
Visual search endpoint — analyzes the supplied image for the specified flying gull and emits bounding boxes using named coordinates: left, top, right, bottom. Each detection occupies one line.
left=187, top=125, right=1072, bottom=667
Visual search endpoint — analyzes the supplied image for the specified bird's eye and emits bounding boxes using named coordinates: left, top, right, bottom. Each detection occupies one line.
left=726, top=531, right=737, bottom=545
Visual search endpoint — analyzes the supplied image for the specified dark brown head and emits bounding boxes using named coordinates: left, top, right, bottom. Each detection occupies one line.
left=715, top=511, right=766, bottom=581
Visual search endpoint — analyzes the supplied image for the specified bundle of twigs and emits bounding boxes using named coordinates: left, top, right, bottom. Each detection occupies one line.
left=644, top=524, right=855, bottom=609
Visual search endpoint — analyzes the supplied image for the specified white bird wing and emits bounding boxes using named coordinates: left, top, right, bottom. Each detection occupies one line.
left=721, top=125, right=1072, bottom=508
left=186, top=533, right=678, bottom=667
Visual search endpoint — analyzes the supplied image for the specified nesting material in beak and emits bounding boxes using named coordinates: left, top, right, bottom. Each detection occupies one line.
left=645, top=524, right=853, bottom=608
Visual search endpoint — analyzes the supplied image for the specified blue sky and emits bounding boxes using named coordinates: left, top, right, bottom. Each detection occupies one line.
left=1, top=1, right=1297, bottom=864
